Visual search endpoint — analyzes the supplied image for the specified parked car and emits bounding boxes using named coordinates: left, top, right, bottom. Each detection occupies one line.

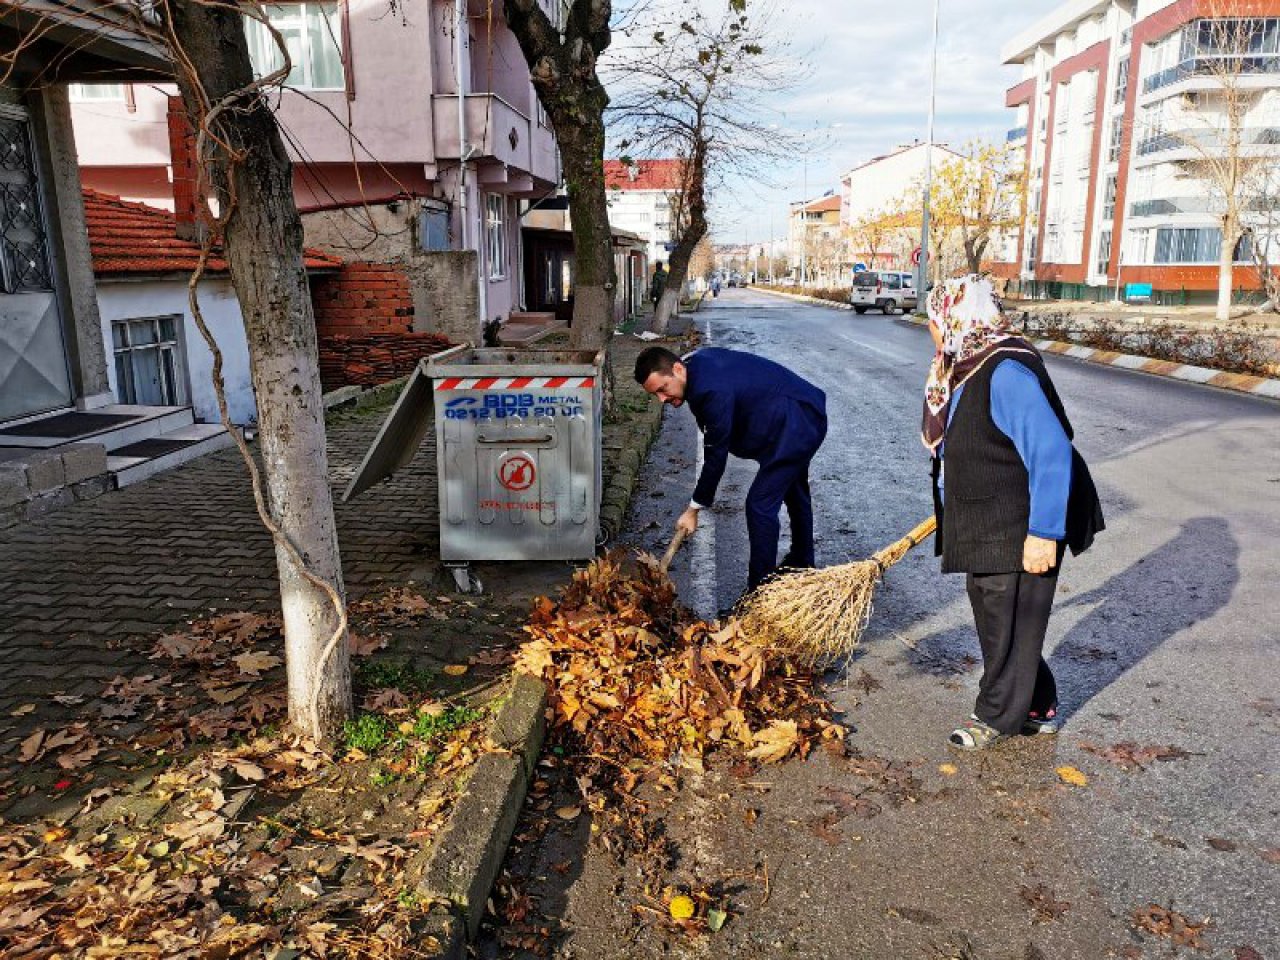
left=728, top=273, right=745, bottom=288
left=849, top=270, right=917, bottom=314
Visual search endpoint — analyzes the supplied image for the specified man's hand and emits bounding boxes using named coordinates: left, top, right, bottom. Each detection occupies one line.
left=1023, top=535, right=1058, bottom=574
left=677, top=506, right=700, bottom=537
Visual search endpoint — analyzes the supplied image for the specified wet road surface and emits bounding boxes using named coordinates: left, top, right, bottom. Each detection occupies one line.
left=482, top=288, right=1280, bottom=960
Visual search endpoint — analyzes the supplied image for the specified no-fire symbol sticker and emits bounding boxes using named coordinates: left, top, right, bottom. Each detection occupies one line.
left=498, top=453, right=537, bottom=492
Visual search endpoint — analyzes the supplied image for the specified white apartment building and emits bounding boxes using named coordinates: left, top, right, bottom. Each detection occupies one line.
left=604, top=160, right=683, bottom=268
left=994, top=0, right=1280, bottom=300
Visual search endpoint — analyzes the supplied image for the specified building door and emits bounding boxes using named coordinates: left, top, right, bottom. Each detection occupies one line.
left=0, top=108, right=72, bottom=423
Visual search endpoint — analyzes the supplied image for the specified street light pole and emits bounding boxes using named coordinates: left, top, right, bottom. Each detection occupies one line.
left=917, top=0, right=941, bottom=297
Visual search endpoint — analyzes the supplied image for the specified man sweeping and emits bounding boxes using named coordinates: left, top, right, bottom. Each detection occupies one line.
left=634, top=346, right=828, bottom=606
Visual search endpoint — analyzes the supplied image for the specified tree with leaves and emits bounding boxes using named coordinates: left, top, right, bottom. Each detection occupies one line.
left=928, top=140, right=1025, bottom=275
left=606, top=0, right=793, bottom=332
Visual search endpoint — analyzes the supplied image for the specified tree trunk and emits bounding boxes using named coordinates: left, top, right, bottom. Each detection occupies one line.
left=1217, top=214, right=1237, bottom=323
left=163, top=0, right=351, bottom=741
left=559, top=130, right=617, bottom=351
left=653, top=287, right=681, bottom=332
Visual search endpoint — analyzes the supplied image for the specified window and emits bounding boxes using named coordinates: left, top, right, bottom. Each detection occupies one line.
left=1102, top=175, right=1118, bottom=220
left=1095, top=230, right=1112, bottom=275
left=1113, top=57, right=1129, bottom=104
left=485, top=194, right=507, bottom=280
left=1107, top=117, right=1124, bottom=163
left=1153, top=226, right=1253, bottom=263
left=112, top=317, right=188, bottom=407
left=69, top=83, right=126, bottom=102
left=245, top=3, right=344, bottom=91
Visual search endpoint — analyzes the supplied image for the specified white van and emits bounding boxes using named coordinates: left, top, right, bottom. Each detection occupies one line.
left=849, top=270, right=917, bottom=314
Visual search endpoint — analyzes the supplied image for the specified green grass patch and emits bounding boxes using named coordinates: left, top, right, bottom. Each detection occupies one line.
left=354, top=658, right=436, bottom=693
left=343, top=713, right=391, bottom=753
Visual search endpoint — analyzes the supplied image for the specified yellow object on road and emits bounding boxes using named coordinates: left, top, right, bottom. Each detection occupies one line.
left=668, top=895, right=696, bottom=920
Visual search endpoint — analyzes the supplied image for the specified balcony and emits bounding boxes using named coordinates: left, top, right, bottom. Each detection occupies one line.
left=1129, top=196, right=1270, bottom=217
left=1006, top=125, right=1028, bottom=142
left=1135, top=126, right=1280, bottom=157
left=430, top=93, right=558, bottom=188
left=1143, top=54, right=1280, bottom=94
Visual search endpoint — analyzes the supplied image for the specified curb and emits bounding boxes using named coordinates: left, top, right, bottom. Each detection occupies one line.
left=750, top=285, right=854, bottom=311
left=598, top=397, right=665, bottom=542
left=322, top=375, right=411, bottom=413
left=411, top=671, right=549, bottom=957
left=894, top=314, right=1280, bottom=402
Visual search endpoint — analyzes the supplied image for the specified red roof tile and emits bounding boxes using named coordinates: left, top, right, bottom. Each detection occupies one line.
left=804, top=195, right=842, bottom=213
left=604, top=159, right=685, bottom=191
left=82, top=189, right=342, bottom=276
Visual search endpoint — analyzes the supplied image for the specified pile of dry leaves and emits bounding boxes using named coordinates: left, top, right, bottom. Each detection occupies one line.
left=516, top=553, right=844, bottom=779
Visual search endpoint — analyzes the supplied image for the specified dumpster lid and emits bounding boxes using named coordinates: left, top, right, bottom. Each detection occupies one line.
left=342, top=360, right=435, bottom=502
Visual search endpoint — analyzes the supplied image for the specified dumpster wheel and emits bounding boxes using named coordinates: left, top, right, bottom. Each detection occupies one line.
left=446, top=564, right=484, bottom=595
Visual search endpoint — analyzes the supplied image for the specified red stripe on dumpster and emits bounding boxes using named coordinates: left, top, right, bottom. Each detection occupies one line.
left=509, top=377, right=533, bottom=389
left=436, top=378, right=463, bottom=390
left=473, top=377, right=499, bottom=389
left=579, top=378, right=596, bottom=388
left=544, top=377, right=568, bottom=388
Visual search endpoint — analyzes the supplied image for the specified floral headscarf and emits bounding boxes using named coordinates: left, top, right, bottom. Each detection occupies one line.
left=921, top=274, right=1037, bottom=451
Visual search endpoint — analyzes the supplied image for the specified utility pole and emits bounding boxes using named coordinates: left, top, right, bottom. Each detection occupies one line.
left=917, top=0, right=941, bottom=295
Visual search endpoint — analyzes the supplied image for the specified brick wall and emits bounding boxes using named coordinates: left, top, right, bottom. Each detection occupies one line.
left=311, top=262, right=415, bottom=337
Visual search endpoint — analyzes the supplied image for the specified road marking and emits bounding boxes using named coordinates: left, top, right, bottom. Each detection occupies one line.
left=688, top=315, right=718, bottom=619
left=834, top=327, right=918, bottom=365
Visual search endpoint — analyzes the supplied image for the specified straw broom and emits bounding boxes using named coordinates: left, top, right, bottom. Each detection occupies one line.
left=739, top=516, right=938, bottom=667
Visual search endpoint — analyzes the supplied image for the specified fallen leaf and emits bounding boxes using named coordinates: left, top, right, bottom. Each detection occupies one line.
left=707, top=906, right=728, bottom=932
left=60, top=844, right=93, bottom=871
left=747, top=720, right=800, bottom=764
left=10, top=703, right=35, bottom=716
left=233, top=650, right=282, bottom=677
left=1055, top=765, right=1089, bottom=787
left=347, top=631, right=387, bottom=656
left=207, top=684, right=252, bottom=705
left=1020, top=883, right=1070, bottom=923
left=231, top=760, right=266, bottom=782
left=18, top=729, right=48, bottom=763
left=148, top=841, right=170, bottom=858
left=42, top=827, right=70, bottom=844
left=938, top=762, right=958, bottom=776
left=1131, top=903, right=1210, bottom=949
left=555, top=806, right=581, bottom=821
left=1206, top=836, right=1238, bottom=853
left=1236, top=946, right=1264, bottom=960
left=1259, top=848, right=1280, bottom=865
left=442, top=664, right=469, bottom=677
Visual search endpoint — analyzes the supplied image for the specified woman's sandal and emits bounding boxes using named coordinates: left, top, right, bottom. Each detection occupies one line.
left=948, top=717, right=1007, bottom=751
left=1022, top=707, right=1060, bottom=736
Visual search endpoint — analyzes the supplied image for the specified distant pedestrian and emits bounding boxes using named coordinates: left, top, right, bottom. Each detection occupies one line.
left=650, top=262, right=668, bottom=309
left=711, top=274, right=722, bottom=297
left=923, top=275, right=1104, bottom=750
left=635, top=346, right=827, bottom=612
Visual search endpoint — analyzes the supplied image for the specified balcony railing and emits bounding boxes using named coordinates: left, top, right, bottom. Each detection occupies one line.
left=1006, top=125, right=1028, bottom=142
left=1136, top=126, right=1280, bottom=156
left=1143, top=54, right=1280, bottom=93
left=1129, top=196, right=1271, bottom=217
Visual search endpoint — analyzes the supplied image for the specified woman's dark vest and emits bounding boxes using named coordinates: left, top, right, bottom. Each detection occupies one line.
left=931, top=352, right=1104, bottom=575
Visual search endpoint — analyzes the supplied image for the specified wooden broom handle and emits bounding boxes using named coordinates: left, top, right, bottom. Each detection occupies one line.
left=869, top=515, right=938, bottom=568
left=660, top=527, right=689, bottom=572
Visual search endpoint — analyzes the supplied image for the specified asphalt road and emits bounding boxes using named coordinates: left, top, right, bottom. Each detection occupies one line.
left=484, top=288, right=1280, bottom=960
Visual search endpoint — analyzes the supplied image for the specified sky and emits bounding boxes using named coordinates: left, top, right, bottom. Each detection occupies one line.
left=656, top=0, right=1065, bottom=246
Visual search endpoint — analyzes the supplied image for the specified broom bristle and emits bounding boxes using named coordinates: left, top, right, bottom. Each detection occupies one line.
left=739, top=559, right=883, bottom=667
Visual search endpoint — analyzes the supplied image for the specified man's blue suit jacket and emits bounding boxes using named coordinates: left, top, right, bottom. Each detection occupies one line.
left=683, top=347, right=827, bottom=508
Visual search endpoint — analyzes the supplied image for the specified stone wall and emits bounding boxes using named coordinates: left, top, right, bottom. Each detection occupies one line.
left=0, top=444, right=113, bottom=530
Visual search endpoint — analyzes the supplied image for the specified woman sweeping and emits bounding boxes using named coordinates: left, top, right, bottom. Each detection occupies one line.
left=924, top=275, right=1105, bottom=750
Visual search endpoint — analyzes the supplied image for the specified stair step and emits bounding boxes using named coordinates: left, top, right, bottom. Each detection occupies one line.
left=0, top=405, right=195, bottom=452
left=108, top=424, right=235, bottom=488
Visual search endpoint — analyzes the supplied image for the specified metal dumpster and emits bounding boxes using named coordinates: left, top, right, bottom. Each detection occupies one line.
left=343, top=347, right=604, bottom=583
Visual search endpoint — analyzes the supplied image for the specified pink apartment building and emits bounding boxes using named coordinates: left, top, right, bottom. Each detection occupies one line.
left=69, top=0, right=562, bottom=344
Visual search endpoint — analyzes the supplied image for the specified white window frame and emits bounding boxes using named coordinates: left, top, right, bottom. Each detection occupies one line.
left=485, top=194, right=508, bottom=281
left=245, top=2, right=345, bottom=92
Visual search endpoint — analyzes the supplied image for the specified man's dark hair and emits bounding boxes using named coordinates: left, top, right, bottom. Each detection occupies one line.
left=634, top=346, right=681, bottom=384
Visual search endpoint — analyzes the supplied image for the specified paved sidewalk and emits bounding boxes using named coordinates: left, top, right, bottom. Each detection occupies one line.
left=0, top=400, right=439, bottom=711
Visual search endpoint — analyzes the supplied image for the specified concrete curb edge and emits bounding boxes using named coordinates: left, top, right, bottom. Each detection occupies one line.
left=750, top=285, right=854, bottom=311
left=598, top=397, right=665, bottom=541
left=411, top=671, right=549, bottom=958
